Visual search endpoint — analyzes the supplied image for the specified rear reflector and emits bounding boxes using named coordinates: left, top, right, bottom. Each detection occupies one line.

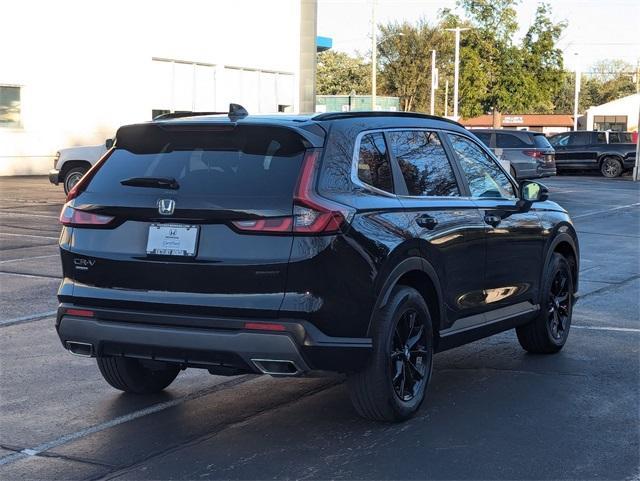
left=59, top=203, right=114, bottom=227
left=244, top=322, right=286, bottom=332
left=65, top=309, right=94, bottom=318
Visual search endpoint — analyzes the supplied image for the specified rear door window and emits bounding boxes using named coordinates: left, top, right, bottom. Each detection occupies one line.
left=569, top=132, right=591, bottom=146
left=473, top=132, right=492, bottom=147
left=496, top=133, right=530, bottom=148
left=388, top=130, right=460, bottom=197
left=357, top=132, right=394, bottom=193
left=87, top=124, right=306, bottom=199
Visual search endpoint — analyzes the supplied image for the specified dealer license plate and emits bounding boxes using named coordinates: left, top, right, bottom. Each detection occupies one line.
left=146, top=224, right=199, bottom=257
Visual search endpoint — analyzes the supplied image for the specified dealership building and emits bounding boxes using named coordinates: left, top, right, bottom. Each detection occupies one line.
left=0, top=0, right=319, bottom=176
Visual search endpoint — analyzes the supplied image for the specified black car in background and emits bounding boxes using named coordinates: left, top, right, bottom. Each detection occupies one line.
left=55, top=108, right=579, bottom=422
left=548, top=131, right=637, bottom=177
left=471, top=129, right=556, bottom=180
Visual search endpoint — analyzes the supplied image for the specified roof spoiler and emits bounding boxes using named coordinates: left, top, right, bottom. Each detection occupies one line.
left=153, top=104, right=249, bottom=121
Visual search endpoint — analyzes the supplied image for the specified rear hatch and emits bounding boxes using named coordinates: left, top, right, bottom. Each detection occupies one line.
left=60, top=122, right=318, bottom=317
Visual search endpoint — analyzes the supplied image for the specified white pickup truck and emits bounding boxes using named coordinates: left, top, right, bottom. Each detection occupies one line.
left=49, top=139, right=113, bottom=193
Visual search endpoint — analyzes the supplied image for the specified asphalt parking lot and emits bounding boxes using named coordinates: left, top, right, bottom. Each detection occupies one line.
left=0, top=175, right=638, bottom=480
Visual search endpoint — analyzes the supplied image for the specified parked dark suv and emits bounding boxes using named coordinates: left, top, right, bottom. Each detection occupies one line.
left=471, top=129, right=556, bottom=180
left=548, top=130, right=637, bottom=177
left=56, top=108, right=579, bottom=422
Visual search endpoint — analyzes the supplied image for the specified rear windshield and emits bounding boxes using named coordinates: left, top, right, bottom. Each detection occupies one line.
left=87, top=125, right=306, bottom=198
left=495, top=132, right=531, bottom=148
left=533, top=134, right=553, bottom=149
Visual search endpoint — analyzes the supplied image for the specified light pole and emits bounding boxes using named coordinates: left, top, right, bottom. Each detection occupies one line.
left=573, top=53, right=580, bottom=131
left=430, top=50, right=437, bottom=115
left=371, top=0, right=377, bottom=111
left=445, top=27, right=469, bottom=120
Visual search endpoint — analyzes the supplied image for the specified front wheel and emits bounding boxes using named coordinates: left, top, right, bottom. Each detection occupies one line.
left=97, top=357, right=180, bottom=394
left=63, top=167, right=88, bottom=194
left=600, top=157, right=623, bottom=178
left=347, top=286, right=433, bottom=422
left=517, top=253, right=574, bottom=353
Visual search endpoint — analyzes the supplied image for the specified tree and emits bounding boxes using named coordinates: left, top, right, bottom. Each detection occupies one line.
left=377, top=20, right=451, bottom=112
left=316, top=51, right=371, bottom=95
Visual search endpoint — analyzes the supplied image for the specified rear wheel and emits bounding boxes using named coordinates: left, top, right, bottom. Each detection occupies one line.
left=600, top=157, right=623, bottom=178
left=347, top=286, right=433, bottom=422
left=97, top=357, right=180, bottom=394
left=517, top=253, right=573, bottom=353
left=63, top=167, right=88, bottom=194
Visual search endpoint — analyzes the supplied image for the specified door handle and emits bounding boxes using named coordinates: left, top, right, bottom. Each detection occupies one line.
left=484, top=214, right=502, bottom=227
left=416, top=214, right=438, bottom=229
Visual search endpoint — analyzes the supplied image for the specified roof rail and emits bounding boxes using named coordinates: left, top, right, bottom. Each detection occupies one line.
left=153, top=104, right=250, bottom=121
left=312, top=111, right=463, bottom=127
left=153, top=111, right=227, bottom=120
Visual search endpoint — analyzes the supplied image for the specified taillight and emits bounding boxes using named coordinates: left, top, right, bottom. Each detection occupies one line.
left=66, top=148, right=113, bottom=201
left=523, top=150, right=544, bottom=159
left=232, top=149, right=354, bottom=235
left=59, top=203, right=114, bottom=227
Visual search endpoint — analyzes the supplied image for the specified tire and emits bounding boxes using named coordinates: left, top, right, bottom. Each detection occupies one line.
left=347, top=286, right=434, bottom=422
left=97, top=357, right=180, bottom=394
left=600, top=157, right=623, bottom=178
left=63, top=166, right=88, bottom=194
left=516, top=253, right=574, bottom=354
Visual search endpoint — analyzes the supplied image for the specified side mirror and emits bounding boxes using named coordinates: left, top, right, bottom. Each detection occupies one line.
left=520, top=181, right=549, bottom=203
left=105, top=138, right=114, bottom=149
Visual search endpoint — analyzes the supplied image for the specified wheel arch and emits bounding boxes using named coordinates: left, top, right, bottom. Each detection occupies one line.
left=597, top=152, right=624, bottom=165
left=543, top=232, right=579, bottom=296
left=370, top=257, right=445, bottom=344
left=60, top=160, right=92, bottom=178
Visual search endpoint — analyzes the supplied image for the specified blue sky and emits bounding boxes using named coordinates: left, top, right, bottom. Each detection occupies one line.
left=318, top=0, right=640, bottom=72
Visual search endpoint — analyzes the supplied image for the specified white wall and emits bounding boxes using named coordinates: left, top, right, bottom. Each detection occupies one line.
left=0, top=0, right=301, bottom=175
left=585, top=94, right=640, bottom=132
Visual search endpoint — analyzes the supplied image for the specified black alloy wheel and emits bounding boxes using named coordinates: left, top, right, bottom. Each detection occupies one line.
left=391, top=309, right=429, bottom=402
left=547, top=269, right=571, bottom=341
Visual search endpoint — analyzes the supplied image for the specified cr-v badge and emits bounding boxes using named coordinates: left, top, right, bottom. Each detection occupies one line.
left=74, top=258, right=95, bottom=270
left=158, top=199, right=175, bottom=215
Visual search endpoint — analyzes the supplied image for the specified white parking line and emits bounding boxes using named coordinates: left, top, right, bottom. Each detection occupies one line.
left=0, top=212, right=59, bottom=219
left=0, top=254, right=58, bottom=264
left=573, top=325, right=640, bottom=333
left=0, top=375, right=253, bottom=467
left=0, top=310, right=57, bottom=327
left=572, top=202, right=640, bottom=219
left=0, top=271, right=59, bottom=280
left=0, top=232, right=59, bottom=240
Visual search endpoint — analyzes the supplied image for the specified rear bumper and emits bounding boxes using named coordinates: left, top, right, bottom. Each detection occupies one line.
left=55, top=304, right=372, bottom=376
left=49, top=169, right=60, bottom=185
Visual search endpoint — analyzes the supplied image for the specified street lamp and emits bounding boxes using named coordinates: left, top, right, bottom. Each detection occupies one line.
left=573, top=52, right=580, bottom=131
left=445, top=27, right=469, bottom=120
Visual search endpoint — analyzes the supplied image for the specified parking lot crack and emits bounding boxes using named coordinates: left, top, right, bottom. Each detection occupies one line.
left=434, top=366, right=589, bottom=378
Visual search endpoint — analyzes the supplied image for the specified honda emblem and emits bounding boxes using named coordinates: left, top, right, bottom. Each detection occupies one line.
left=158, top=199, right=175, bottom=215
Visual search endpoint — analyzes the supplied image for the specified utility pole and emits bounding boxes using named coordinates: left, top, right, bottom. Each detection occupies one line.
left=371, top=0, right=377, bottom=111
left=444, top=80, right=449, bottom=117
left=573, top=53, right=580, bottom=131
left=430, top=50, right=436, bottom=115
left=445, top=27, right=469, bottom=120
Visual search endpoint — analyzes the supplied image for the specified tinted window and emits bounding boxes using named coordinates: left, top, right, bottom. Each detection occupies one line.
left=474, top=132, right=491, bottom=146
left=388, top=130, right=459, bottom=197
left=533, top=134, right=553, bottom=149
left=449, top=134, right=515, bottom=199
left=569, top=132, right=591, bottom=146
left=550, top=134, right=570, bottom=147
left=89, top=125, right=305, bottom=198
left=496, top=133, right=529, bottom=148
left=357, top=133, right=393, bottom=193
left=596, top=132, right=607, bottom=144
left=609, top=132, right=632, bottom=143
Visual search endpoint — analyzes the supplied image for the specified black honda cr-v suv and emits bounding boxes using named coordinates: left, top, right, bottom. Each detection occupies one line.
left=56, top=107, right=579, bottom=421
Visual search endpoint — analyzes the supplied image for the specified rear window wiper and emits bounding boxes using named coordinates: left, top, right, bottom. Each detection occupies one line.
left=120, top=177, right=179, bottom=189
